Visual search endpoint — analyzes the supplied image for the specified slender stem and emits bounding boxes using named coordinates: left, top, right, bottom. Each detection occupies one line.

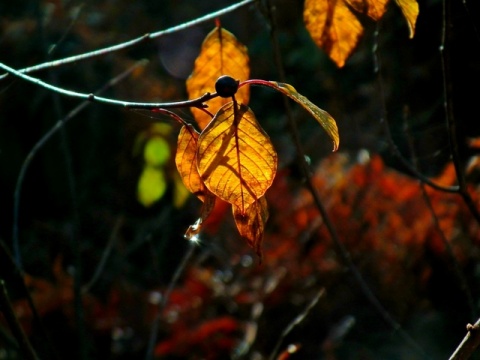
left=0, top=280, right=40, bottom=360
left=82, top=216, right=124, bottom=294
left=0, top=61, right=218, bottom=110
left=0, top=0, right=257, bottom=81
left=440, top=0, right=480, bottom=225
left=268, top=288, right=325, bottom=360
left=449, top=318, right=480, bottom=360
left=12, top=59, right=149, bottom=270
left=264, top=1, right=428, bottom=358
left=144, top=241, right=196, bottom=360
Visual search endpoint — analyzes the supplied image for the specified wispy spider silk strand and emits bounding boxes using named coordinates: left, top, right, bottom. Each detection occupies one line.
left=0, top=0, right=257, bottom=81
left=12, top=59, right=148, bottom=269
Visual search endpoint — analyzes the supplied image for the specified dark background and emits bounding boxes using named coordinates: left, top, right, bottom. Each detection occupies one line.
left=1, top=0, right=480, bottom=359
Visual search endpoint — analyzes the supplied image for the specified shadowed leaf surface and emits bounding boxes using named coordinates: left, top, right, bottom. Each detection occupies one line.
left=187, top=26, right=250, bottom=130
left=175, top=124, right=210, bottom=202
left=346, top=0, right=389, bottom=20
left=233, top=196, right=269, bottom=258
left=304, top=0, right=363, bottom=68
left=197, top=101, right=277, bottom=211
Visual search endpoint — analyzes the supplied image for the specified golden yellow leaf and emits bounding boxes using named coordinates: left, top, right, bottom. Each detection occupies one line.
left=304, top=0, right=363, bottom=68
left=233, top=196, right=269, bottom=259
left=394, top=0, right=419, bottom=38
left=197, top=101, right=277, bottom=211
left=346, top=0, right=388, bottom=20
left=175, top=124, right=210, bottom=202
left=248, top=80, right=339, bottom=151
left=186, top=26, right=250, bottom=130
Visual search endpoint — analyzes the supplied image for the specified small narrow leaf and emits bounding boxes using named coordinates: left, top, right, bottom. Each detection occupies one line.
left=184, top=194, right=217, bottom=240
left=233, top=196, right=269, bottom=259
left=197, top=101, right=277, bottom=211
left=245, top=80, right=339, bottom=151
left=304, top=0, right=363, bottom=68
left=346, top=0, right=388, bottom=20
left=187, top=26, right=250, bottom=130
left=394, top=0, right=419, bottom=38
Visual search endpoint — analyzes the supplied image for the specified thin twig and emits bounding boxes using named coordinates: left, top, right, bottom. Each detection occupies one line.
left=0, top=240, right=60, bottom=360
left=82, top=216, right=124, bottom=294
left=144, top=241, right=197, bottom=360
left=449, top=318, right=480, bottom=360
left=268, top=288, right=325, bottom=360
left=421, top=185, right=477, bottom=319
left=264, top=1, right=428, bottom=358
left=440, top=0, right=480, bottom=225
left=0, top=0, right=257, bottom=81
left=12, top=59, right=149, bottom=269
left=0, top=280, right=40, bottom=360
left=403, top=110, right=476, bottom=320
left=371, top=27, right=459, bottom=194
left=0, top=61, right=218, bottom=110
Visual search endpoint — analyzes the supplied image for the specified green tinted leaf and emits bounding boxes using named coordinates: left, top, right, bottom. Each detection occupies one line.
left=137, top=166, right=167, bottom=207
left=144, top=137, right=171, bottom=166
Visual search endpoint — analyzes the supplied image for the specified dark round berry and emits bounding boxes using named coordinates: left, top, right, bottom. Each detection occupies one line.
left=215, top=75, right=239, bottom=98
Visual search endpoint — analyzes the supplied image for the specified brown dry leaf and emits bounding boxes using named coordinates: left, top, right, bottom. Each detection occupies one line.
left=304, top=0, right=363, bottom=68
left=197, top=101, right=277, bottom=212
left=233, top=196, right=269, bottom=258
left=186, top=26, right=250, bottom=130
left=346, top=0, right=389, bottom=20
left=394, top=0, right=419, bottom=38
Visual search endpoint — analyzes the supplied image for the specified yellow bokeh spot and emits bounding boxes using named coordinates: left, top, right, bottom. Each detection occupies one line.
left=137, top=166, right=167, bottom=207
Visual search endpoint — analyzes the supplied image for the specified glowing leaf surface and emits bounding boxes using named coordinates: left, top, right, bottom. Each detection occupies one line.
left=175, top=124, right=210, bottom=202
left=304, top=0, right=363, bottom=68
left=187, top=26, right=250, bottom=130
left=197, top=102, right=277, bottom=211
left=394, top=0, right=419, bottom=38
left=250, top=80, right=339, bottom=151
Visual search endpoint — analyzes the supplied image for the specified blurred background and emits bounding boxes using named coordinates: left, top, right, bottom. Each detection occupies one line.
left=1, top=0, right=480, bottom=359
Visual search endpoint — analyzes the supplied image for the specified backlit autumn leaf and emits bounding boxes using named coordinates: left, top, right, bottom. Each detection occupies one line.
left=346, top=0, right=388, bottom=20
left=175, top=124, right=210, bottom=202
left=242, top=80, right=339, bottom=151
left=304, top=0, right=363, bottom=68
left=197, top=101, right=277, bottom=212
left=394, top=0, right=419, bottom=38
left=187, top=26, right=250, bottom=130
left=233, top=196, right=269, bottom=258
